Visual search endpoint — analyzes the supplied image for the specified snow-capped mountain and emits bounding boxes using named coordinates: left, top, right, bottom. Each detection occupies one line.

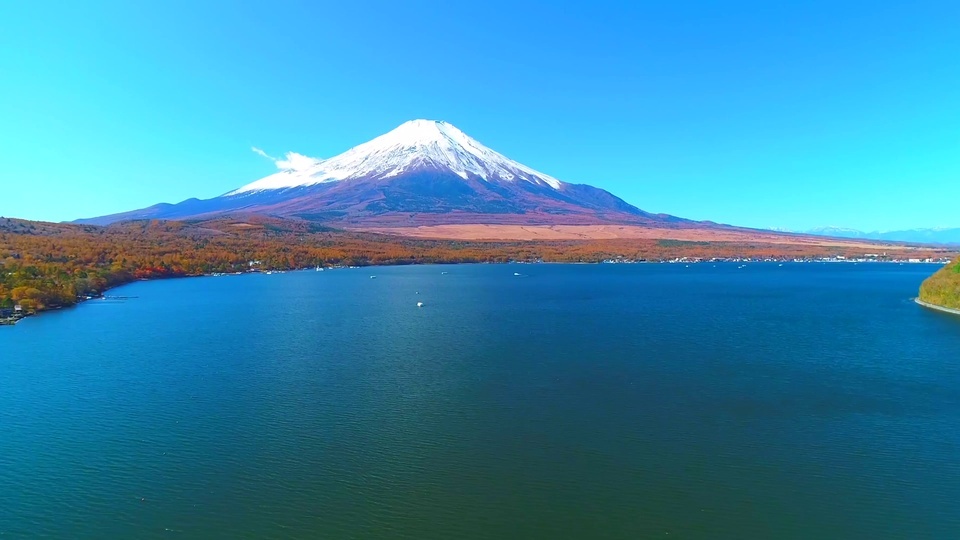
left=801, top=226, right=960, bottom=245
left=807, top=226, right=867, bottom=237
left=76, top=120, right=687, bottom=227
left=230, top=120, right=563, bottom=194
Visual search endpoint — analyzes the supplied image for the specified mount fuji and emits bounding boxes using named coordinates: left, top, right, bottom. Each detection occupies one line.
left=77, top=120, right=690, bottom=227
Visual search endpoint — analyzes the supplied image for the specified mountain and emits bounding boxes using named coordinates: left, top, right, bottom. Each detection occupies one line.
left=77, top=120, right=688, bottom=227
left=802, top=226, right=960, bottom=245
left=806, top=227, right=868, bottom=238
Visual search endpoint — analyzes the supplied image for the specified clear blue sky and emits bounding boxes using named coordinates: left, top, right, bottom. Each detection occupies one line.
left=1, top=1, right=957, bottom=230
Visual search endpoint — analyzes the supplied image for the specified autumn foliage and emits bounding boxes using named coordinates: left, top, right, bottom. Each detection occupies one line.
left=919, top=257, right=960, bottom=310
left=1, top=215, right=951, bottom=314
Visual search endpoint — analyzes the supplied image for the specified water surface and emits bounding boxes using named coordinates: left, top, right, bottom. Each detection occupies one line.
left=2, top=263, right=959, bottom=539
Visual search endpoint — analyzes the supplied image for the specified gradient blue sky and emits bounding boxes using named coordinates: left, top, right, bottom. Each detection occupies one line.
left=1, top=1, right=957, bottom=230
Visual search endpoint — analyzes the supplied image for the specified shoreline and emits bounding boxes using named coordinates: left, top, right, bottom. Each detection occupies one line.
left=4, top=261, right=953, bottom=327
left=915, top=297, right=960, bottom=317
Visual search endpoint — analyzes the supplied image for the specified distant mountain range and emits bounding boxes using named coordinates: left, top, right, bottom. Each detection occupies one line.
left=76, top=120, right=696, bottom=228
left=798, top=227, right=960, bottom=245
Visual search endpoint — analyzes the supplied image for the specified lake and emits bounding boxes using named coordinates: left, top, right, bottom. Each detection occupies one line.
left=2, top=263, right=959, bottom=539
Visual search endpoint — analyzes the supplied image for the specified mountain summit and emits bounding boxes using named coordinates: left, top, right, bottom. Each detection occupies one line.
left=230, top=120, right=563, bottom=194
left=77, top=120, right=684, bottom=226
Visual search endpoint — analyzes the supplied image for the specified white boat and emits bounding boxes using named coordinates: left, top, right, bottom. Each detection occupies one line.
left=370, top=275, right=376, bottom=279
left=417, top=302, right=424, bottom=307
left=514, top=272, right=522, bottom=276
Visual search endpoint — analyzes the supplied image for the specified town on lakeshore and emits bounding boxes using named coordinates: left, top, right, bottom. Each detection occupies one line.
left=598, top=255, right=951, bottom=265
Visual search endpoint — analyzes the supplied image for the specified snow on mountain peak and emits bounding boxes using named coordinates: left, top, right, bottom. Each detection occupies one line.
left=229, top=120, right=563, bottom=195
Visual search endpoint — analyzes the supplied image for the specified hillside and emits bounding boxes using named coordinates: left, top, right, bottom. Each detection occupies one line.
left=919, top=257, right=960, bottom=310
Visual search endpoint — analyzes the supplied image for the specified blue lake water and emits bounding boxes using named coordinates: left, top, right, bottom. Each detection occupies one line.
left=2, top=263, right=959, bottom=539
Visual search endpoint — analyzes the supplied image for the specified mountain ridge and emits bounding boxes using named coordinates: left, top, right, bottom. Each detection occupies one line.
left=800, top=226, right=960, bottom=245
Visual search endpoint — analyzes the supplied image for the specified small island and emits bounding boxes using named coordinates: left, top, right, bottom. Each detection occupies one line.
left=918, top=256, right=960, bottom=314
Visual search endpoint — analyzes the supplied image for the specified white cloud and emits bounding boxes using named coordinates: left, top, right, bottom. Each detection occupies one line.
left=251, top=147, right=322, bottom=172
left=275, top=151, right=323, bottom=172
left=251, top=146, right=275, bottom=160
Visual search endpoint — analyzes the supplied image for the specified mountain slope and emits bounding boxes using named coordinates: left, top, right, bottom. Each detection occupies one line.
left=76, top=120, right=686, bottom=227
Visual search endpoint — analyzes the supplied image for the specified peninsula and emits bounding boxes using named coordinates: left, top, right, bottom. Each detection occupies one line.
left=918, top=256, right=960, bottom=313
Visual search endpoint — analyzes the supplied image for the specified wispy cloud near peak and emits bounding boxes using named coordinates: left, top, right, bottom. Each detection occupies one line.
left=275, top=152, right=323, bottom=172
left=251, top=147, right=322, bottom=172
left=251, top=146, right=275, bottom=160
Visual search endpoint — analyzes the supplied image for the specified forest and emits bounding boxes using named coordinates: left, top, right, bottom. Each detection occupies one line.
left=1, top=215, right=952, bottom=315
